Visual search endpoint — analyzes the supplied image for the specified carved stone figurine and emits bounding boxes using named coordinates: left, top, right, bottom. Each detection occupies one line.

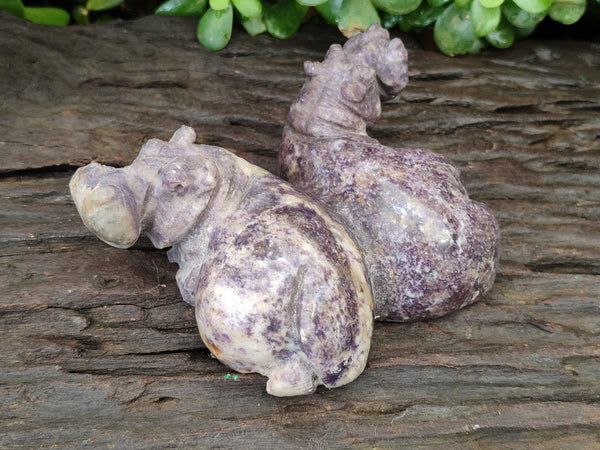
left=279, top=24, right=500, bottom=322
left=70, top=125, right=373, bottom=396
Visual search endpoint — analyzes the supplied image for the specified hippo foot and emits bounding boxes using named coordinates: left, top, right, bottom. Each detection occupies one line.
left=266, top=358, right=318, bottom=397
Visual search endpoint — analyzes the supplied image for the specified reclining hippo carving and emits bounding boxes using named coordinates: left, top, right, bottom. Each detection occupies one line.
left=70, top=125, right=373, bottom=397
left=279, top=24, right=500, bottom=322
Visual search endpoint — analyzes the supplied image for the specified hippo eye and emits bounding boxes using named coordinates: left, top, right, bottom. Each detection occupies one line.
left=160, top=163, right=188, bottom=194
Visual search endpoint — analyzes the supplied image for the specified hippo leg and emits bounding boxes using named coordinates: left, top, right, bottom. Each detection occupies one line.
left=266, top=357, right=317, bottom=397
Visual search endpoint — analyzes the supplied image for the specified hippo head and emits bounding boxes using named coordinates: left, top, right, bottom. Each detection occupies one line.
left=70, top=126, right=220, bottom=249
left=287, top=24, right=408, bottom=137
left=290, top=45, right=380, bottom=137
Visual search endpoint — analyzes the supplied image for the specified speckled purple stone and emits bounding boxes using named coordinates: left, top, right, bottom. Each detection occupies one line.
left=279, top=24, right=499, bottom=322
left=70, top=126, right=373, bottom=396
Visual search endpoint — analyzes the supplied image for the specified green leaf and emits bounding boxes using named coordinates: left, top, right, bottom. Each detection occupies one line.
left=454, top=0, right=471, bottom=8
left=479, top=0, right=504, bottom=7
left=426, top=0, right=452, bottom=7
left=397, top=2, right=444, bottom=31
left=197, top=4, right=233, bottom=50
left=297, top=0, right=329, bottom=5
left=240, top=14, right=267, bottom=35
left=380, top=12, right=403, bottom=27
left=484, top=16, right=514, bottom=46
left=434, top=3, right=485, bottom=55
left=512, top=0, right=550, bottom=13
left=23, top=7, right=70, bottom=26
left=502, top=0, right=547, bottom=27
left=549, top=0, right=586, bottom=24
left=263, top=0, right=308, bottom=39
left=338, top=0, right=381, bottom=35
left=232, top=0, right=261, bottom=17
left=513, top=23, right=536, bottom=36
left=86, top=0, right=122, bottom=11
left=317, top=0, right=380, bottom=36
left=471, top=0, right=501, bottom=36
left=372, top=0, right=422, bottom=15
left=209, top=0, right=229, bottom=10
left=72, top=5, right=90, bottom=24
left=155, top=0, right=208, bottom=16
left=0, top=0, right=25, bottom=18
left=315, top=0, right=343, bottom=24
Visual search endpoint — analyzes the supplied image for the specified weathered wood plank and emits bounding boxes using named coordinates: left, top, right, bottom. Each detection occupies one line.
left=1, top=10, right=599, bottom=448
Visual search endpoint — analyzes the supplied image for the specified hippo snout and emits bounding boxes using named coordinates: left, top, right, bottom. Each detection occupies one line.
left=70, top=164, right=141, bottom=249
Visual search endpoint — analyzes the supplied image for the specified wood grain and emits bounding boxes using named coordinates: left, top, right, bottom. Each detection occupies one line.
left=1, top=11, right=599, bottom=447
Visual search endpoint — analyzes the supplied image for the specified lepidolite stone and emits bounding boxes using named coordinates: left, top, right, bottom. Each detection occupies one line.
left=70, top=125, right=373, bottom=396
left=279, top=24, right=500, bottom=322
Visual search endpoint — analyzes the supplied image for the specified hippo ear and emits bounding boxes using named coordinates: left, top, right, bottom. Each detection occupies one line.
left=304, top=61, right=320, bottom=77
left=170, top=126, right=197, bottom=146
left=376, top=38, right=409, bottom=98
left=326, top=44, right=345, bottom=61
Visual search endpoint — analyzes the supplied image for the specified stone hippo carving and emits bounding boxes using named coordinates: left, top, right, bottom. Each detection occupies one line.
left=279, top=24, right=500, bottom=322
left=70, top=125, right=373, bottom=396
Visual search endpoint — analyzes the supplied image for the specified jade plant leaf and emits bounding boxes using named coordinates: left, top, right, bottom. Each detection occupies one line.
left=337, top=0, right=381, bottom=35
left=502, top=0, right=547, bottom=27
left=426, top=0, right=452, bottom=7
left=471, top=0, right=501, bottom=36
left=484, top=16, right=515, bottom=47
left=380, top=11, right=403, bottom=28
left=512, top=0, right=551, bottom=13
left=86, top=0, right=123, bottom=11
left=232, top=0, right=262, bottom=17
left=197, top=4, right=233, bottom=50
left=0, top=0, right=25, bottom=18
left=434, top=3, right=485, bottom=55
left=479, top=0, right=504, bottom=7
left=315, top=0, right=343, bottom=24
left=263, top=0, right=308, bottom=39
left=549, top=0, right=586, bottom=24
left=156, top=0, right=208, bottom=16
left=317, top=0, right=380, bottom=36
left=372, top=0, right=422, bottom=15
left=72, top=5, right=90, bottom=23
left=240, top=14, right=267, bottom=35
left=397, top=3, right=445, bottom=31
left=24, top=7, right=70, bottom=25
left=209, top=0, right=230, bottom=10
left=513, top=23, right=537, bottom=36
left=297, top=0, right=329, bottom=5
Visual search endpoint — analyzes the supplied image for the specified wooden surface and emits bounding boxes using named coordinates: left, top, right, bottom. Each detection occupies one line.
left=1, top=11, right=600, bottom=447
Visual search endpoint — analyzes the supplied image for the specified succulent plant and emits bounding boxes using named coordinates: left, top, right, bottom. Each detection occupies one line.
left=0, top=0, right=594, bottom=54
left=155, top=0, right=595, bottom=54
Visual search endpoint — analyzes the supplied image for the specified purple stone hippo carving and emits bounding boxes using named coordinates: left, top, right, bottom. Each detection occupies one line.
left=70, top=125, right=373, bottom=396
left=279, top=24, right=500, bottom=322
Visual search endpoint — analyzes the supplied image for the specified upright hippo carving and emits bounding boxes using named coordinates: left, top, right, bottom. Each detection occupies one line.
left=70, top=125, right=373, bottom=396
left=279, top=24, right=500, bottom=322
